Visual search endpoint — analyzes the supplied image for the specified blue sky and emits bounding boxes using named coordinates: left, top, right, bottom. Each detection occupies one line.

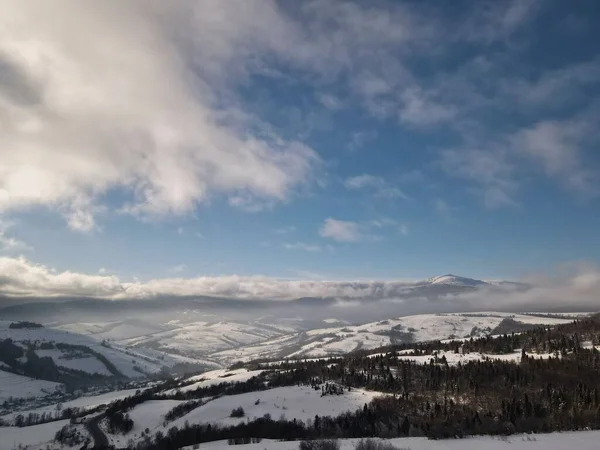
left=1, top=0, right=600, bottom=299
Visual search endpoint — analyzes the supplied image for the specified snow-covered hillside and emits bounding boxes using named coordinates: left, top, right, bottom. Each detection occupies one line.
left=182, top=432, right=600, bottom=450
left=3, top=328, right=599, bottom=450
left=0, top=369, right=62, bottom=401
left=0, top=312, right=584, bottom=403
left=423, top=274, right=488, bottom=287
left=207, top=312, right=575, bottom=365
left=0, top=320, right=216, bottom=400
left=0, top=419, right=73, bottom=450
left=56, top=318, right=298, bottom=361
left=53, top=312, right=583, bottom=368
left=105, top=384, right=383, bottom=448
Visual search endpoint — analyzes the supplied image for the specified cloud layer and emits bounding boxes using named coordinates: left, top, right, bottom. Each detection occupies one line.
left=1, top=257, right=599, bottom=313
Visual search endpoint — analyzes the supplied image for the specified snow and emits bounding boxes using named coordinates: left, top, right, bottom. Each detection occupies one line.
left=169, top=369, right=266, bottom=394
left=182, top=431, right=600, bottom=450
left=426, top=274, right=487, bottom=287
left=5, top=311, right=581, bottom=383
left=582, top=341, right=600, bottom=350
left=0, top=321, right=177, bottom=378
left=506, top=315, right=572, bottom=325
left=210, top=334, right=303, bottom=365
left=35, top=349, right=112, bottom=375
left=104, top=399, right=185, bottom=448
left=167, top=385, right=382, bottom=430
left=0, top=369, right=63, bottom=400
left=130, top=399, right=183, bottom=429
left=201, top=312, right=576, bottom=365
left=0, top=419, right=71, bottom=450
left=102, top=384, right=384, bottom=447
left=119, top=320, right=293, bottom=359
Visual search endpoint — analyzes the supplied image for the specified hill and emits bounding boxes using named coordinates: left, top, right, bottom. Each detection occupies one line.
left=2, top=314, right=600, bottom=449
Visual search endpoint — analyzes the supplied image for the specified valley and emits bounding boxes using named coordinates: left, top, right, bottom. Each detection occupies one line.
left=0, top=308, right=594, bottom=449
left=0, top=276, right=595, bottom=449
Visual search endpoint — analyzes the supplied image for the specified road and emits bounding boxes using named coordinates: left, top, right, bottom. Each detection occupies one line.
left=85, top=412, right=110, bottom=449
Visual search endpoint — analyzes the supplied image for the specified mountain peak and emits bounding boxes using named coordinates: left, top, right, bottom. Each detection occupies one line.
left=425, top=274, right=488, bottom=287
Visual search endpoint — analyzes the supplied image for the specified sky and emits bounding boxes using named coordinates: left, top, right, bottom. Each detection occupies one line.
left=1, top=0, right=600, bottom=301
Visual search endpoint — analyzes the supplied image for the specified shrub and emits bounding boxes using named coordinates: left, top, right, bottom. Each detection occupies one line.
left=228, top=437, right=251, bottom=445
left=55, top=424, right=86, bottom=446
left=230, top=406, right=245, bottom=418
left=299, top=439, right=340, bottom=450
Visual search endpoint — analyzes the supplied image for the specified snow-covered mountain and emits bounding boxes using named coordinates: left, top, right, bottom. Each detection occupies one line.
left=0, top=320, right=218, bottom=402
left=1, top=310, right=585, bottom=404
left=207, top=312, right=579, bottom=365
left=0, top=272, right=573, bottom=405
left=423, top=274, right=489, bottom=287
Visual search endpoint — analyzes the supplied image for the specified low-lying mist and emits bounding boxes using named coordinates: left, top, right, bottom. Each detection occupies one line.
left=0, top=257, right=598, bottom=327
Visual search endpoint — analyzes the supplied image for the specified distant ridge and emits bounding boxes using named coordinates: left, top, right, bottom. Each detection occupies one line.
left=423, top=274, right=489, bottom=287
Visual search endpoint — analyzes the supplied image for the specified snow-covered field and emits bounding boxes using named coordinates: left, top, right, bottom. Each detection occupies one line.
left=171, top=385, right=379, bottom=427
left=103, top=399, right=185, bottom=448
left=35, top=348, right=112, bottom=375
left=0, top=369, right=62, bottom=401
left=106, top=384, right=384, bottom=448
left=171, top=368, right=266, bottom=394
left=0, top=419, right=72, bottom=450
left=182, top=431, right=600, bottom=450
left=119, top=320, right=297, bottom=358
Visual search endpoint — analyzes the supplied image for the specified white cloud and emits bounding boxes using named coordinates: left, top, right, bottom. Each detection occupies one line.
left=319, top=218, right=361, bottom=242
left=344, top=174, right=409, bottom=200
left=399, top=223, right=409, bottom=236
left=0, top=257, right=123, bottom=297
left=377, top=187, right=409, bottom=199
left=440, top=147, right=517, bottom=209
left=398, top=87, right=456, bottom=126
left=460, top=0, right=541, bottom=43
left=0, top=220, right=32, bottom=253
left=0, top=256, right=417, bottom=300
left=228, top=195, right=273, bottom=213
left=0, top=0, right=595, bottom=237
left=0, top=232, right=30, bottom=252
left=274, top=226, right=297, bottom=235
left=344, top=175, right=384, bottom=190
left=504, top=58, right=600, bottom=110
left=2, top=256, right=600, bottom=313
left=369, top=218, right=398, bottom=228
left=283, top=242, right=321, bottom=252
left=317, top=93, right=343, bottom=110
left=514, top=118, right=599, bottom=195
left=0, top=1, right=321, bottom=231
left=167, top=264, right=188, bottom=274
left=348, top=130, right=378, bottom=151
